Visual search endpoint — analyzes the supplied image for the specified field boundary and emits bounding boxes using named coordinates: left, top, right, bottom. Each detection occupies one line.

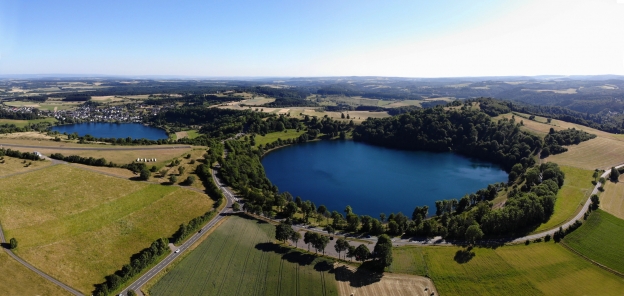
left=560, top=241, right=624, bottom=278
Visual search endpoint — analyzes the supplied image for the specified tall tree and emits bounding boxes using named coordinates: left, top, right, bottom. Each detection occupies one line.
left=334, top=238, right=349, bottom=260
left=290, top=231, right=302, bottom=248
left=465, top=224, right=484, bottom=245
left=275, top=222, right=294, bottom=243
left=354, top=244, right=370, bottom=262
left=373, top=234, right=393, bottom=269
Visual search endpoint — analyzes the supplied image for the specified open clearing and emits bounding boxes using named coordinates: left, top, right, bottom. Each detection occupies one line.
left=393, top=243, right=624, bottom=295
left=533, top=166, right=594, bottom=232
left=254, top=129, right=306, bottom=147
left=0, top=250, right=69, bottom=295
left=600, top=175, right=624, bottom=219
left=0, top=156, right=53, bottom=177
left=149, top=215, right=338, bottom=296
left=563, top=210, right=624, bottom=275
left=0, top=165, right=214, bottom=293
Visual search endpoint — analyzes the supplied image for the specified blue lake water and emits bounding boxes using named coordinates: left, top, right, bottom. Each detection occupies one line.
left=51, top=123, right=168, bottom=140
left=262, top=140, right=508, bottom=218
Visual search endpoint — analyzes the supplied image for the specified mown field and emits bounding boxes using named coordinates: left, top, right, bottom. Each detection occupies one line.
left=0, top=155, right=52, bottom=177
left=533, top=166, right=594, bottom=232
left=600, top=175, right=624, bottom=219
left=149, top=215, right=338, bottom=296
left=0, top=165, right=214, bottom=294
left=0, top=250, right=69, bottom=296
left=392, top=243, right=624, bottom=295
left=563, top=210, right=624, bottom=274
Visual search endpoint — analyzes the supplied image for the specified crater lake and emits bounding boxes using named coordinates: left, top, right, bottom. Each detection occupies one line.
left=51, top=123, right=168, bottom=140
left=261, top=140, right=508, bottom=217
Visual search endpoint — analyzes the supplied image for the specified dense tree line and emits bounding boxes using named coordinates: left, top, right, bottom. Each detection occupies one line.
left=50, top=153, right=113, bottom=167
left=0, top=148, right=42, bottom=161
left=541, top=128, right=596, bottom=157
left=221, top=140, right=275, bottom=193
left=92, top=238, right=169, bottom=296
left=353, top=106, right=542, bottom=171
left=0, top=122, right=54, bottom=134
left=195, top=163, right=225, bottom=208
left=0, top=108, right=42, bottom=120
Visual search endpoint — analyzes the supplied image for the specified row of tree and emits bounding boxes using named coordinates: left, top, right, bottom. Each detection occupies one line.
left=0, top=148, right=42, bottom=161
left=172, top=210, right=218, bottom=244
left=92, top=238, right=169, bottom=296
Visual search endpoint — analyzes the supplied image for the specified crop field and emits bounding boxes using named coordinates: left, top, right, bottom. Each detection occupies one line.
left=0, top=156, right=53, bottom=177
left=392, top=243, right=624, bottom=296
left=334, top=264, right=436, bottom=296
left=0, top=165, right=214, bottom=293
left=600, top=175, right=624, bottom=219
left=533, top=166, right=594, bottom=232
left=0, top=117, right=57, bottom=128
left=4, top=100, right=82, bottom=111
left=563, top=210, right=624, bottom=274
left=150, top=215, right=338, bottom=296
left=0, top=250, right=69, bottom=295
left=241, top=97, right=276, bottom=105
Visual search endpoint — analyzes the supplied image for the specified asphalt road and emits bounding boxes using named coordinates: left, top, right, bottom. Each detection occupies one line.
left=0, top=142, right=192, bottom=151
left=119, top=168, right=235, bottom=296
left=0, top=222, right=83, bottom=296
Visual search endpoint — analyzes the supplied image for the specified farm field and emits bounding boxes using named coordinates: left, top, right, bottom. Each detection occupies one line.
left=0, top=165, right=214, bottom=293
left=0, top=251, right=69, bottom=296
left=0, top=117, right=57, bottom=128
left=0, top=156, right=53, bottom=177
left=600, top=175, right=624, bottom=219
left=563, top=210, right=624, bottom=274
left=533, top=166, right=594, bottom=232
left=333, top=264, right=436, bottom=296
left=149, top=215, right=338, bottom=296
left=4, top=100, right=83, bottom=111
left=392, top=243, right=624, bottom=296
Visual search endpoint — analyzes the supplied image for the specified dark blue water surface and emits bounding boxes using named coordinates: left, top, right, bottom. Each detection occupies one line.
left=51, top=123, right=168, bottom=140
left=262, top=140, right=508, bottom=217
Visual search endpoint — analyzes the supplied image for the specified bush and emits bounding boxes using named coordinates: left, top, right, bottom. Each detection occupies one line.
left=545, top=234, right=551, bottom=242
left=9, top=238, right=17, bottom=249
left=184, top=175, right=196, bottom=185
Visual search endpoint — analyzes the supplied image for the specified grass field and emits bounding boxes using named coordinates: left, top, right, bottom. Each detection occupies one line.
left=533, top=166, right=595, bottom=232
left=0, top=250, right=69, bottom=295
left=0, top=156, right=53, bottom=177
left=563, top=210, right=624, bottom=274
left=0, top=165, right=214, bottom=294
left=392, top=243, right=624, bottom=295
left=0, top=117, right=57, bottom=128
left=254, top=130, right=306, bottom=147
left=149, top=215, right=338, bottom=296
left=600, top=175, right=624, bottom=219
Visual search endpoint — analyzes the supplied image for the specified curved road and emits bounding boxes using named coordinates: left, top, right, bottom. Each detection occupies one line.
left=119, top=168, right=235, bottom=296
left=0, top=222, right=83, bottom=296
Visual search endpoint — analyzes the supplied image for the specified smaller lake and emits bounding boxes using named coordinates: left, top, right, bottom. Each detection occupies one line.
left=51, top=123, right=168, bottom=140
left=262, top=141, right=508, bottom=218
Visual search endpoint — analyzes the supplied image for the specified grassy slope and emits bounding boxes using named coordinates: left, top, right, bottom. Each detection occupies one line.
left=0, top=156, right=53, bottom=177
left=564, top=210, right=624, bottom=274
left=0, top=251, right=69, bottom=296
left=0, top=165, right=213, bottom=294
left=600, top=175, right=624, bottom=219
left=393, top=243, right=624, bottom=296
left=534, top=166, right=594, bottom=232
left=150, top=215, right=338, bottom=296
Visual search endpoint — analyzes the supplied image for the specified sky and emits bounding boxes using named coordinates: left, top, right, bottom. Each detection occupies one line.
left=0, top=0, right=623, bottom=77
